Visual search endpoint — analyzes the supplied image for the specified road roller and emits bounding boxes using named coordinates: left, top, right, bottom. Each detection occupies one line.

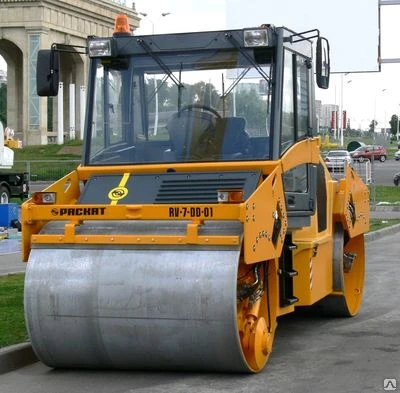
left=22, top=15, right=370, bottom=372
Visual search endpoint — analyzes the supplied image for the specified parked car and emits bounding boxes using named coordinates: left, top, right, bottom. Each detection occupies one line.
left=394, top=150, right=400, bottom=161
left=350, top=145, right=387, bottom=162
left=325, top=150, right=353, bottom=171
left=394, top=172, right=400, bottom=186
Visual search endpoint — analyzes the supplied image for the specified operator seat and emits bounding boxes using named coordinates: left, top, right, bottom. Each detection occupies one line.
left=218, top=116, right=251, bottom=158
left=166, top=109, right=217, bottom=160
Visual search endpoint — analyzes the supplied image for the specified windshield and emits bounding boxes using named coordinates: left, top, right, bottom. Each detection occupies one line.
left=87, top=49, right=272, bottom=165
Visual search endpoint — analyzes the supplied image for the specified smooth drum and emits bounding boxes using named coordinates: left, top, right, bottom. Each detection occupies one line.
left=24, top=246, right=251, bottom=372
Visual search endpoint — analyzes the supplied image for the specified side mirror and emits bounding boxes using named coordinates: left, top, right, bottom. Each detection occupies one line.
left=316, top=37, right=330, bottom=89
left=36, top=49, right=60, bottom=96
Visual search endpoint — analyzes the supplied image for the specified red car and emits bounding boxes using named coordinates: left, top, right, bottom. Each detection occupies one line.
left=350, top=145, right=387, bottom=162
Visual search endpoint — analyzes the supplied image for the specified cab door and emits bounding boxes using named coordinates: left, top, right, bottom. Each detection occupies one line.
left=280, top=50, right=318, bottom=229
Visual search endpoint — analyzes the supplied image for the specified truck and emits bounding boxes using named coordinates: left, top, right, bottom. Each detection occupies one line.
left=22, top=14, right=369, bottom=373
left=0, top=122, right=29, bottom=204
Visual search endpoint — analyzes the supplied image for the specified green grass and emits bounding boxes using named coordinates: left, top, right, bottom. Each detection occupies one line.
left=0, top=274, right=28, bottom=348
left=13, top=140, right=82, bottom=161
left=370, top=218, right=400, bottom=232
left=372, top=185, right=400, bottom=204
left=5, top=141, right=82, bottom=181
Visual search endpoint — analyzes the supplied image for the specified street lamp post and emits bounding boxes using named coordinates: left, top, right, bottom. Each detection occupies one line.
left=139, top=12, right=171, bottom=35
left=373, top=88, right=386, bottom=145
left=139, top=12, right=171, bottom=136
left=339, top=73, right=351, bottom=147
left=396, top=104, right=400, bottom=143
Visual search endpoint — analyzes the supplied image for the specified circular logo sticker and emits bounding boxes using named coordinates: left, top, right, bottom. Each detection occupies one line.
left=108, top=187, right=129, bottom=202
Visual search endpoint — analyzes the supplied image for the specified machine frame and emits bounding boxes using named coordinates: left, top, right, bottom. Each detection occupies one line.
left=23, top=18, right=369, bottom=373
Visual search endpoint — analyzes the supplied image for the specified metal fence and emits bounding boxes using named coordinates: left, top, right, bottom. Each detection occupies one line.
left=326, top=160, right=380, bottom=205
left=13, top=160, right=81, bottom=182
left=352, top=161, right=373, bottom=185
left=328, top=161, right=372, bottom=182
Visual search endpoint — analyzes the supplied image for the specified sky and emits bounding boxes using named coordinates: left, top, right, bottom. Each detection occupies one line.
left=130, top=0, right=400, bottom=131
left=1, top=0, right=399, bottom=130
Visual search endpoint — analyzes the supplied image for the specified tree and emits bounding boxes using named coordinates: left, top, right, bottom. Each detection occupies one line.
left=346, top=118, right=351, bottom=133
left=389, top=114, right=399, bottom=139
left=368, top=119, right=377, bottom=136
left=143, top=78, right=269, bottom=135
left=0, top=83, right=6, bottom=126
left=235, top=88, right=268, bottom=131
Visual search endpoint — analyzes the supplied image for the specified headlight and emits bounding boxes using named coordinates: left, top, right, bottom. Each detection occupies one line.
left=32, top=192, right=56, bottom=204
left=243, top=29, right=269, bottom=47
left=88, top=38, right=115, bottom=58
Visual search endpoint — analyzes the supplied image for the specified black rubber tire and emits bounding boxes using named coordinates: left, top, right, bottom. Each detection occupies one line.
left=0, top=185, right=11, bottom=204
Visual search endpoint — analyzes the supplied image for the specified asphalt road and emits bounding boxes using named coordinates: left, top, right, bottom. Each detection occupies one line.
left=334, top=158, right=400, bottom=186
left=0, top=241, right=25, bottom=276
left=0, top=230, right=399, bottom=393
left=362, top=159, right=400, bottom=186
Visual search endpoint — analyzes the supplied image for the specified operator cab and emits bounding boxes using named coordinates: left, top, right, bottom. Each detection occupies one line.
left=37, top=17, right=330, bottom=167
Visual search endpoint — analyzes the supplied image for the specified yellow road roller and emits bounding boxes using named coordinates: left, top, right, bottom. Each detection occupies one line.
left=22, top=15, right=369, bottom=372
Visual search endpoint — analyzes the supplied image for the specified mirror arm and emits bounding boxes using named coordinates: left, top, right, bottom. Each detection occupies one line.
left=51, top=43, right=88, bottom=55
left=288, top=29, right=320, bottom=43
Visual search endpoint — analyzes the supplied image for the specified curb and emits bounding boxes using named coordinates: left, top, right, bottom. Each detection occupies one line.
left=0, top=271, right=26, bottom=278
left=371, top=205, right=400, bottom=212
left=0, top=342, right=37, bottom=375
left=365, top=223, right=400, bottom=242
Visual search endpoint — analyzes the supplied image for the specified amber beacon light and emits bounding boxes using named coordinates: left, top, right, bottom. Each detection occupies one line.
left=114, top=14, right=131, bottom=35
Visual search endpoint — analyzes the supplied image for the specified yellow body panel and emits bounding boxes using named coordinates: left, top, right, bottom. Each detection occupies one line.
left=242, top=165, right=287, bottom=264
left=21, top=137, right=369, bottom=311
left=333, top=165, right=370, bottom=237
left=280, top=137, right=321, bottom=172
left=292, top=236, right=333, bottom=305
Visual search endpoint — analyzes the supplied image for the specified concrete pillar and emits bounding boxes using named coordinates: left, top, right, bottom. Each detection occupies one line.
left=76, top=59, right=86, bottom=139
left=5, top=61, right=20, bottom=139
left=26, top=31, right=50, bottom=145
left=80, top=85, right=86, bottom=140
left=57, top=82, right=64, bottom=144
left=69, top=83, right=76, bottom=140
left=38, top=31, right=51, bottom=145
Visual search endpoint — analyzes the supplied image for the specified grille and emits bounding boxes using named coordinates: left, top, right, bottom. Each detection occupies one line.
left=156, top=177, right=251, bottom=203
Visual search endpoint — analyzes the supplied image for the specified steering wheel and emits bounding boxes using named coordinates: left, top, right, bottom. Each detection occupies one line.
left=179, top=104, right=222, bottom=120
left=167, top=104, right=222, bottom=160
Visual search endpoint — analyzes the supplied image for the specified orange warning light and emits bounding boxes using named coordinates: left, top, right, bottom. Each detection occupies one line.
left=114, top=14, right=131, bottom=35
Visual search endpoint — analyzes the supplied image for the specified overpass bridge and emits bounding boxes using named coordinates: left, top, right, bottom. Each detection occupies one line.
left=0, top=0, right=138, bottom=145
